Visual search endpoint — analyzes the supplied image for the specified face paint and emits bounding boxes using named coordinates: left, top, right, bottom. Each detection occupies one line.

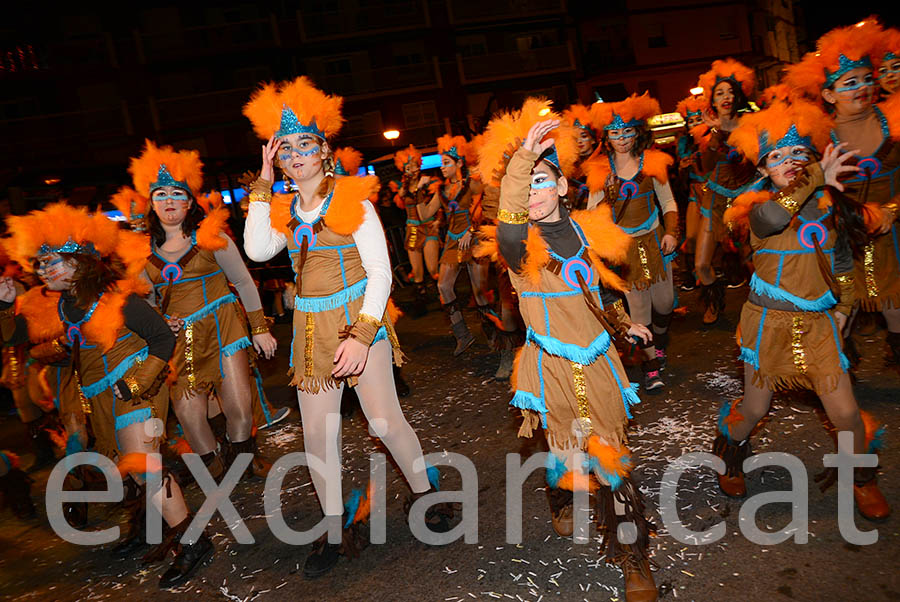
left=151, top=192, right=189, bottom=203
left=766, top=148, right=810, bottom=169
left=608, top=128, right=637, bottom=140
left=834, top=79, right=875, bottom=93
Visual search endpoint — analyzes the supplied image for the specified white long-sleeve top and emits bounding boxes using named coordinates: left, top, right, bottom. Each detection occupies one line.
left=244, top=198, right=391, bottom=321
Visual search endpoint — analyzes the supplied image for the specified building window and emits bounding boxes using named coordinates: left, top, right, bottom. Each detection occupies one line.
left=457, top=35, right=487, bottom=57
left=402, top=101, right=439, bottom=128
left=646, top=23, right=667, bottom=49
left=324, top=57, right=352, bottom=75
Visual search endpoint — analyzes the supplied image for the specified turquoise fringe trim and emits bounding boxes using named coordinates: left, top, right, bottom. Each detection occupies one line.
left=426, top=463, right=440, bottom=491
left=222, top=336, right=251, bottom=357
left=510, top=390, right=548, bottom=428
left=372, top=326, right=388, bottom=344
left=620, top=208, right=659, bottom=235
left=707, top=179, right=749, bottom=198
left=839, top=352, right=850, bottom=371
left=739, top=347, right=760, bottom=369
left=525, top=327, right=611, bottom=364
left=81, top=347, right=148, bottom=399
left=115, top=407, right=153, bottom=431
left=545, top=454, right=567, bottom=489
left=868, top=427, right=886, bottom=454
left=622, top=386, right=641, bottom=417
left=343, top=488, right=367, bottom=528
left=750, top=273, right=836, bottom=311
left=180, top=293, right=238, bottom=325
left=65, top=433, right=83, bottom=456
left=295, top=278, right=367, bottom=313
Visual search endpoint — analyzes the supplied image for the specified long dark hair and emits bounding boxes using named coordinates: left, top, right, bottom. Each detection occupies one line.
left=603, top=123, right=653, bottom=158
left=62, top=253, right=124, bottom=309
left=830, top=189, right=871, bottom=259
left=146, top=195, right=206, bottom=248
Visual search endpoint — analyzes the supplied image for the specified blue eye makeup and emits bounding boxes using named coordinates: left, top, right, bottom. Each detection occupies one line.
left=530, top=180, right=557, bottom=190
left=835, top=78, right=875, bottom=92
left=767, top=150, right=809, bottom=169
left=608, top=130, right=637, bottom=140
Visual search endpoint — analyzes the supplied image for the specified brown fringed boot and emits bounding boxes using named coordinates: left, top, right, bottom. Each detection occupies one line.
left=699, top=279, right=724, bottom=325
left=853, top=466, right=891, bottom=522
left=595, top=476, right=657, bottom=602
left=545, top=486, right=574, bottom=537
left=711, top=434, right=751, bottom=498
left=444, top=302, right=475, bottom=356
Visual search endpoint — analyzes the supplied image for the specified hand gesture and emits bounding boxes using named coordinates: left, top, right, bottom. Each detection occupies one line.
left=166, top=317, right=183, bottom=334
left=523, top=119, right=560, bottom=156
left=819, top=142, right=860, bottom=192
left=701, top=108, right=721, bottom=129
left=261, top=135, right=279, bottom=182
left=0, top=277, right=17, bottom=304
left=252, top=332, right=278, bottom=360
left=459, top=230, right=474, bottom=250
left=625, top=323, right=652, bottom=345
left=660, top=233, right=677, bottom=255
left=332, top=337, right=369, bottom=378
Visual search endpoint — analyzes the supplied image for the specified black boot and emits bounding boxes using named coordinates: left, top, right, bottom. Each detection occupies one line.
left=679, top=253, right=696, bottom=291
left=712, top=434, right=751, bottom=497
left=886, top=331, right=900, bottom=365
left=303, top=514, right=368, bottom=578
left=393, top=365, right=410, bottom=397
left=0, top=467, right=36, bottom=519
left=26, top=416, right=57, bottom=472
left=408, top=283, right=428, bottom=318
left=403, top=488, right=456, bottom=534
left=444, top=302, right=475, bottom=356
left=476, top=303, right=499, bottom=346
left=114, top=476, right=147, bottom=554
left=651, top=310, right=672, bottom=371
left=699, top=280, right=724, bottom=325
left=158, top=516, right=214, bottom=589
left=226, top=438, right=271, bottom=480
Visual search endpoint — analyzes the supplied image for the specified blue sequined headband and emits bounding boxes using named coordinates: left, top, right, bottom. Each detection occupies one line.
left=572, top=118, right=592, bottom=132
left=604, top=112, right=642, bottom=131
left=687, top=110, right=702, bottom=119
left=757, top=124, right=814, bottom=161
left=38, top=240, right=99, bottom=257
left=824, top=54, right=873, bottom=88
left=276, top=105, right=324, bottom=139
left=539, top=145, right=562, bottom=173
left=150, top=164, right=189, bottom=193
left=442, top=146, right=462, bottom=162
left=334, top=158, right=349, bottom=177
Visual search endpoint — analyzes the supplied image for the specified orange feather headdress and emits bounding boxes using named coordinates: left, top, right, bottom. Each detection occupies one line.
left=393, top=144, right=422, bottom=172
left=128, top=140, right=204, bottom=197
left=758, top=84, right=792, bottom=108
left=437, top=134, right=473, bottom=164
left=590, top=92, right=660, bottom=131
left=784, top=18, right=883, bottom=101
left=563, top=104, right=596, bottom=134
left=880, top=27, right=900, bottom=65
left=243, top=76, right=344, bottom=141
left=727, top=100, right=833, bottom=165
left=109, top=186, right=149, bottom=223
left=334, top=147, right=364, bottom=177
left=676, top=95, right=708, bottom=119
left=478, top=98, right=578, bottom=186
left=2, top=203, right=149, bottom=278
left=698, top=58, right=756, bottom=100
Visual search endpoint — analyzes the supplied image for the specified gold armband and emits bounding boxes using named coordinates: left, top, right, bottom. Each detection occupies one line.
left=246, top=309, right=269, bottom=334
left=346, top=315, right=381, bottom=347
left=249, top=177, right=273, bottom=203
left=124, top=377, right=141, bottom=398
left=835, top=273, right=856, bottom=316
left=498, top=209, right=529, bottom=225
left=773, top=188, right=802, bottom=214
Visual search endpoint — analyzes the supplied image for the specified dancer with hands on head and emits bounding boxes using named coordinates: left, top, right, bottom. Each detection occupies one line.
left=478, top=101, right=658, bottom=602
left=243, top=77, right=454, bottom=579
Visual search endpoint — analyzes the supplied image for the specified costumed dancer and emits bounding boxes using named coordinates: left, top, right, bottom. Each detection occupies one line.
left=418, top=134, right=492, bottom=355
left=711, top=99, right=890, bottom=522
left=0, top=203, right=213, bottom=587
left=478, top=99, right=658, bottom=601
left=877, top=26, right=900, bottom=98
left=391, top=144, right=440, bottom=317
left=110, top=187, right=290, bottom=440
left=562, top=104, right=599, bottom=210
left=785, top=20, right=900, bottom=365
left=693, top=59, right=759, bottom=324
left=129, top=143, right=278, bottom=482
left=675, top=94, right=709, bottom=291
left=242, top=77, right=454, bottom=578
left=585, top=93, right=678, bottom=391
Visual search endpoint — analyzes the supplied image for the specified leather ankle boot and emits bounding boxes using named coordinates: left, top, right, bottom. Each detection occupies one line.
left=854, top=466, right=891, bottom=522
left=545, top=486, right=574, bottom=537
left=158, top=518, right=213, bottom=589
left=712, top=434, right=750, bottom=497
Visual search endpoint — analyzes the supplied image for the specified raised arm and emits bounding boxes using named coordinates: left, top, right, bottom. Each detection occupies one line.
left=244, top=178, right=288, bottom=262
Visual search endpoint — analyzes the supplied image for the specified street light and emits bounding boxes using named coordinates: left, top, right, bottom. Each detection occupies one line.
left=538, top=108, right=551, bottom=116
left=690, top=86, right=704, bottom=96
left=383, top=130, right=400, bottom=140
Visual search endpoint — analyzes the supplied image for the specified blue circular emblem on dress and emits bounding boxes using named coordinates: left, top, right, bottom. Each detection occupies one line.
left=161, top=263, right=183, bottom=283
left=561, top=257, right=593, bottom=290
left=447, top=200, right=460, bottom=212
left=857, top=157, right=882, bottom=178
left=798, top=221, right=828, bottom=250
left=66, top=325, right=82, bottom=345
left=618, top=180, right=638, bottom=199
left=727, top=149, right=741, bottom=162
left=293, top=224, right=317, bottom=248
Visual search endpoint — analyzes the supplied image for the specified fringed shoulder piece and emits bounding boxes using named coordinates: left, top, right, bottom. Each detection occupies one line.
left=195, top=205, right=230, bottom=252
left=880, top=93, right=900, bottom=141
left=521, top=227, right=550, bottom=286
left=323, top=175, right=379, bottom=236
left=583, top=154, right=611, bottom=193
left=16, top=287, right=64, bottom=343
left=572, top=205, right=632, bottom=292
left=270, top=193, right=295, bottom=237
left=641, top=149, right=673, bottom=183
left=724, top=190, right=772, bottom=234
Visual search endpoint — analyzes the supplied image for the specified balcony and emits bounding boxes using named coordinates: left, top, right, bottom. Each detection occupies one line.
left=311, top=58, right=442, bottom=100
left=447, top=0, right=566, bottom=25
left=298, top=1, right=430, bottom=42
left=457, top=42, right=575, bottom=84
left=152, top=87, right=253, bottom=131
left=135, top=18, right=278, bottom=63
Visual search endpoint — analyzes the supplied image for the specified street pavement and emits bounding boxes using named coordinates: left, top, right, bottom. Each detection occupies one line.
left=0, top=285, right=898, bottom=602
